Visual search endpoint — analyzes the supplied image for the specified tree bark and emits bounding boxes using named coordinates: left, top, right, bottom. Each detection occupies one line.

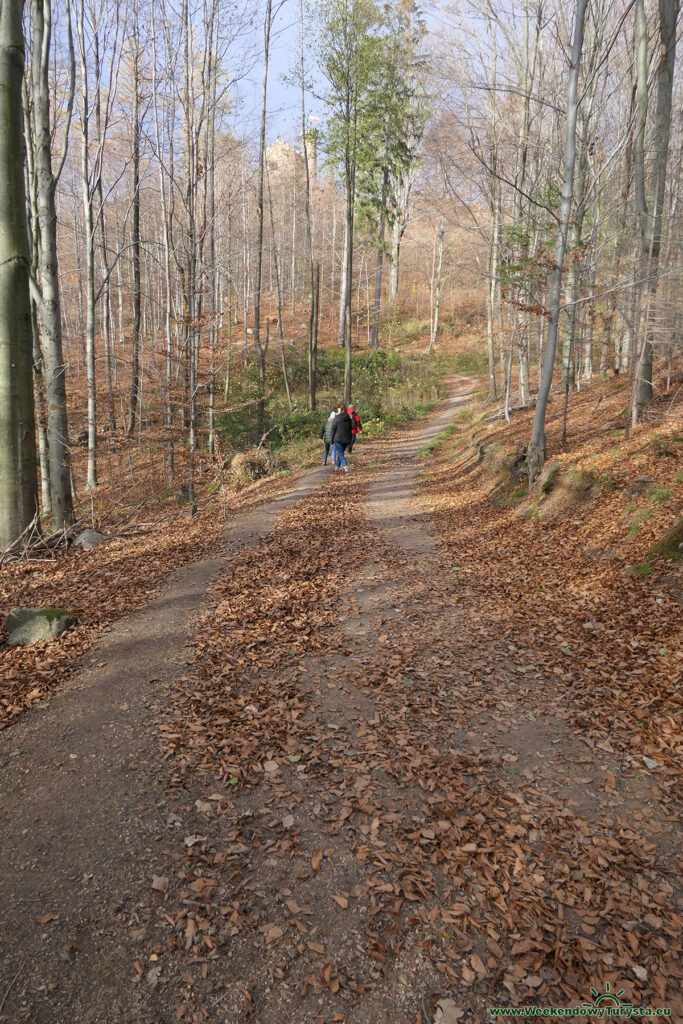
left=337, top=218, right=348, bottom=347
left=527, top=0, right=587, bottom=483
left=0, top=0, right=38, bottom=547
left=252, top=0, right=272, bottom=437
left=428, top=215, right=444, bottom=353
left=369, top=173, right=387, bottom=350
left=631, top=0, right=679, bottom=419
left=30, top=0, right=74, bottom=528
left=299, top=0, right=318, bottom=410
left=76, top=0, right=97, bottom=489
left=128, top=0, right=141, bottom=434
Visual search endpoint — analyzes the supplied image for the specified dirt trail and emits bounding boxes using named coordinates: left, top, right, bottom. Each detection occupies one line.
left=0, top=465, right=329, bottom=1023
left=0, top=380, right=679, bottom=1024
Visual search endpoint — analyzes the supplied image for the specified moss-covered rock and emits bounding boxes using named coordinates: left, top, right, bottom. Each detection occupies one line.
left=74, top=529, right=107, bottom=550
left=230, top=449, right=273, bottom=485
left=649, top=517, right=683, bottom=562
left=4, top=607, right=77, bottom=645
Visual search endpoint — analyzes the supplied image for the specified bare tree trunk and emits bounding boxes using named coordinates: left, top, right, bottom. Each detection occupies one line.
left=389, top=217, right=401, bottom=302
left=207, top=41, right=217, bottom=456
left=343, top=180, right=353, bottom=405
left=91, top=25, right=116, bottom=439
left=224, top=194, right=233, bottom=405
left=310, top=261, right=320, bottom=408
left=428, top=215, right=444, bottom=353
left=487, top=183, right=500, bottom=400
left=388, top=168, right=414, bottom=304
left=337, top=219, right=348, bottom=347
left=0, top=0, right=38, bottom=547
left=369, top=173, right=387, bottom=351
left=266, top=165, right=292, bottom=410
left=560, top=146, right=587, bottom=390
left=631, top=0, right=679, bottom=422
left=76, top=0, right=97, bottom=488
left=151, top=0, right=174, bottom=478
left=528, top=0, right=587, bottom=483
left=128, top=0, right=141, bottom=434
left=24, top=80, right=50, bottom=519
left=252, top=0, right=272, bottom=436
left=512, top=0, right=542, bottom=406
left=290, top=170, right=297, bottom=316
left=30, top=0, right=74, bottom=528
left=299, top=0, right=318, bottom=410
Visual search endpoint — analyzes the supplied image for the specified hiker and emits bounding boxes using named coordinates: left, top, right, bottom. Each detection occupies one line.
left=347, top=406, right=362, bottom=453
left=330, top=402, right=352, bottom=473
left=319, top=411, right=336, bottom=465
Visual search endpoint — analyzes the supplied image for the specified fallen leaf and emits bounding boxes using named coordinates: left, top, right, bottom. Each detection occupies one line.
left=184, top=834, right=206, bottom=847
left=264, top=925, right=283, bottom=945
left=435, top=998, right=464, bottom=1023
left=146, top=964, right=162, bottom=988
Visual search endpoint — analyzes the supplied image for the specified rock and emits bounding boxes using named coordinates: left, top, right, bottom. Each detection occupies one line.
left=74, top=529, right=107, bottom=550
left=230, top=449, right=272, bottom=484
left=627, top=476, right=654, bottom=494
left=584, top=547, right=617, bottom=561
left=5, top=607, right=77, bottom=645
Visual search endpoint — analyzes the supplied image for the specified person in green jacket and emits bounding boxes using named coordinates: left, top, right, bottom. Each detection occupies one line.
left=319, top=411, right=336, bottom=465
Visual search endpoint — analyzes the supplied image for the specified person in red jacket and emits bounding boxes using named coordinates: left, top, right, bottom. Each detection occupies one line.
left=347, top=406, right=362, bottom=453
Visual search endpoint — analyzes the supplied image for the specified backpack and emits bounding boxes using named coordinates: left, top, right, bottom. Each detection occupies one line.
left=352, top=413, right=362, bottom=433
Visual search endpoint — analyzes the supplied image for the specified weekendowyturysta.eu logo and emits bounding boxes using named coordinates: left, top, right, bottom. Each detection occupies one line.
left=488, top=983, right=672, bottom=1018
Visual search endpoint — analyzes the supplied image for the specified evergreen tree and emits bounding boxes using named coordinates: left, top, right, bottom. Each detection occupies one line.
left=318, top=0, right=383, bottom=401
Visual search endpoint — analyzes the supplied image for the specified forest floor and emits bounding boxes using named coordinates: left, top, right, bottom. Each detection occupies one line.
left=0, top=376, right=681, bottom=1024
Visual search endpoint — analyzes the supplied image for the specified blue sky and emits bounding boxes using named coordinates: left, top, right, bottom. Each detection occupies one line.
left=234, top=1, right=325, bottom=148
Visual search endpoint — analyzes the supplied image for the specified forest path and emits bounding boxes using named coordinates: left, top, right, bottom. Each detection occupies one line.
left=0, top=378, right=679, bottom=1024
left=0, top=381, right=470, bottom=1023
left=0, top=460, right=333, bottom=1023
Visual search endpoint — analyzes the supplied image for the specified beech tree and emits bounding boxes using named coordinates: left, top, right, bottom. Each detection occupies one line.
left=527, top=0, right=588, bottom=482
left=27, top=0, right=75, bottom=528
left=630, top=0, right=679, bottom=422
left=252, top=0, right=275, bottom=435
left=0, top=0, right=38, bottom=547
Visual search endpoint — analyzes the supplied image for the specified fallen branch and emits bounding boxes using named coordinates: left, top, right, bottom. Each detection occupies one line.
left=112, top=511, right=181, bottom=538
left=0, top=515, right=42, bottom=563
left=485, top=399, right=537, bottom=422
left=0, top=518, right=84, bottom=567
left=0, top=959, right=26, bottom=1014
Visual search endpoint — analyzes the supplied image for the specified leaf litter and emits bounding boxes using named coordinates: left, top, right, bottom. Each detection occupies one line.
left=141, top=405, right=681, bottom=1024
left=1, top=378, right=680, bottom=1024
